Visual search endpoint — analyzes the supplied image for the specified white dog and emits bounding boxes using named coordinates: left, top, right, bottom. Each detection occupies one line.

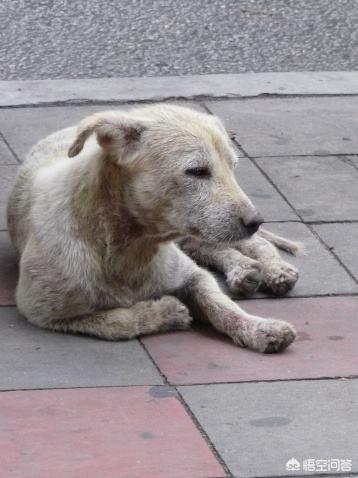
left=7, top=104, right=299, bottom=353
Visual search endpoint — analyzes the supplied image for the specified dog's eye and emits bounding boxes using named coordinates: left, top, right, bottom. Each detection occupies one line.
left=185, top=167, right=211, bottom=178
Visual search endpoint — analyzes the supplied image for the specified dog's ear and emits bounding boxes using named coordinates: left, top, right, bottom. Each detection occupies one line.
left=68, top=111, right=146, bottom=158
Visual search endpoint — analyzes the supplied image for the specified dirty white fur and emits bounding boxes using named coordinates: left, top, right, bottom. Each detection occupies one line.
left=258, top=229, right=304, bottom=256
left=180, top=233, right=300, bottom=297
left=7, top=104, right=296, bottom=353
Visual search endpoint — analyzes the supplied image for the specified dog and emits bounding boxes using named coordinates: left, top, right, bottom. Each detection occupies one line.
left=7, top=104, right=299, bottom=353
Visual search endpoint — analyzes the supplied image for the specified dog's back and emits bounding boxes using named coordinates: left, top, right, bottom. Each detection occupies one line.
left=7, top=126, right=88, bottom=253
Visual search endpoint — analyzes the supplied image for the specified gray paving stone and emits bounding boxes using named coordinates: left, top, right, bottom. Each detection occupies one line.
left=0, top=102, right=204, bottom=161
left=236, top=157, right=298, bottom=221
left=0, top=163, right=18, bottom=229
left=313, top=223, right=358, bottom=281
left=0, top=105, right=111, bottom=161
left=0, top=307, right=163, bottom=390
left=180, top=379, right=358, bottom=477
left=206, top=97, right=358, bottom=156
left=0, top=232, right=17, bottom=305
left=256, top=156, right=358, bottom=221
left=257, top=222, right=358, bottom=296
left=0, top=138, right=17, bottom=165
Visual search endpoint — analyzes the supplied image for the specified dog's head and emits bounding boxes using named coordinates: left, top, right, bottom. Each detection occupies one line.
left=68, top=104, right=263, bottom=243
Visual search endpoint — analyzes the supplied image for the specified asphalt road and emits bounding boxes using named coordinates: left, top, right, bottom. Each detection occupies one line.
left=1, top=0, right=357, bottom=80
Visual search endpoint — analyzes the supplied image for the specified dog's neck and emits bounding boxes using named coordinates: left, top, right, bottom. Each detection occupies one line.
left=70, top=156, right=179, bottom=261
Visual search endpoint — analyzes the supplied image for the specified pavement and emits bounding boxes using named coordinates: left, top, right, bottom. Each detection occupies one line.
left=0, top=72, right=358, bottom=477
left=1, top=0, right=358, bottom=80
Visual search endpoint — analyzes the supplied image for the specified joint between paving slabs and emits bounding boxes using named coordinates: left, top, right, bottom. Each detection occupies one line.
left=0, top=129, right=22, bottom=164
left=140, top=338, right=233, bottom=477
left=250, top=154, right=358, bottom=176
left=204, top=92, right=358, bottom=104
left=305, top=220, right=358, bottom=225
left=0, top=97, right=193, bottom=110
left=0, top=384, right=173, bottom=393
left=2, top=374, right=358, bottom=395
left=199, top=101, right=212, bottom=115
left=260, top=219, right=358, bottom=225
left=251, top=152, right=358, bottom=160
left=306, top=225, right=358, bottom=285
left=175, top=386, right=234, bottom=478
left=175, top=375, right=358, bottom=388
left=341, top=156, right=358, bottom=173
left=240, top=292, right=358, bottom=301
left=3, top=92, right=358, bottom=111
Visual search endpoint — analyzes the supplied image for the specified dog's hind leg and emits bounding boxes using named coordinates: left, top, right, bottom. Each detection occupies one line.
left=26, top=296, right=192, bottom=340
left=179, top=237, right=263, bottom=296
left=237, top=234, right=299, bottom=296
left=17, top=239, right=192, bottom=340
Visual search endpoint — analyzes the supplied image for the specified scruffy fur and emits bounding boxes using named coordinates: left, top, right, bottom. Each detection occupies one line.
left=7, top=104, right=298, bottom=353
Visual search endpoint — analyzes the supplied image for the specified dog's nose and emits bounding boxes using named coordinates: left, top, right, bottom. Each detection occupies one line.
left=243, top=212, right=264, bottom=234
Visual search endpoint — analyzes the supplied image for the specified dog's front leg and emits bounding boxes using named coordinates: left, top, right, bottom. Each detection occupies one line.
left=179, top=237, right=263, bottom=296
left=237, top=234, right=299, bottom=295
left=179, top=269, right=296, bottom=353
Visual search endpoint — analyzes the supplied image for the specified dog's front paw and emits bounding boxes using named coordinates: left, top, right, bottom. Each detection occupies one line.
left=156, top=296, right=193, bottom=331
left=263, top=262, right=299, bottom=296
left=248, top=319, right=296, bottom=353
left=226, top=262, right=263, bottom=296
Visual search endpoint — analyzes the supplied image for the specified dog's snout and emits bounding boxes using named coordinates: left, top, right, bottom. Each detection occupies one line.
left=242, top=212, right=264, bottom=234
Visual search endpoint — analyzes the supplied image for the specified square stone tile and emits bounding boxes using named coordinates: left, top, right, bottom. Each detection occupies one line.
left=258, top=222, right=358, bottom=296
left=313, top=223, right=358, bottom=281
left=256, top=156, right=358, bottom=221
left=143, top=297, right=358, bottom=384
left=236, top=157, right=298, bottom=221
left=0, top=386, right=224, bottom=478
left=0, top=307, right=163, bottom=390
left=0, top=138, right=17, bottom=165
left=206, top=97, right=358, bottom=156
left=0, top=232, right=17, bottom=305
left=0, top=102, right=205, bottom=161
left=0, top=105, right=108, bottom=160
left=0, top=163, right=18, bottom=229
left=180, top=379, right=358, bottom=477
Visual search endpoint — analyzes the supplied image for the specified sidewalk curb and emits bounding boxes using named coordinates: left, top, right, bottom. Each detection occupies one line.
left=1, top=71, right=358, bottom=107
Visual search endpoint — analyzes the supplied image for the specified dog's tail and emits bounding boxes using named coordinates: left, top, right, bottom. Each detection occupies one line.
left=258, top=228, right=304, bottom=256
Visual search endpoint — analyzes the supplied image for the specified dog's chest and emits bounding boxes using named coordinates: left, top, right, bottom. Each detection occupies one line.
left=100, top=244, right=182, bottom=306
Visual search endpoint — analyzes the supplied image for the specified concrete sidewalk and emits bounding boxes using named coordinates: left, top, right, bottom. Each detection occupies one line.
left=0, top=73, right=357, bottom=478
